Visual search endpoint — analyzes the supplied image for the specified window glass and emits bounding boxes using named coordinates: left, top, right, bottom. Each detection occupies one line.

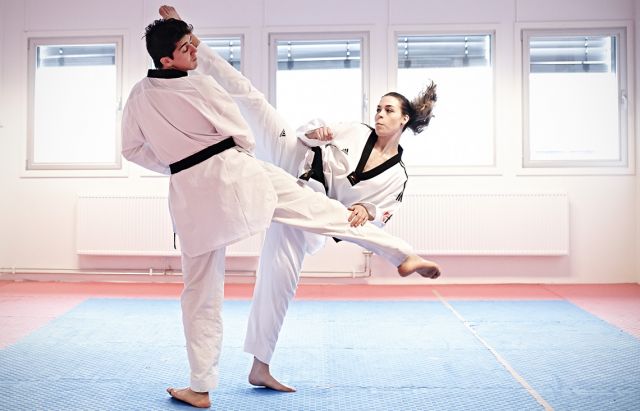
left=201, top=37, right=242, bottom=70
left=396, top=34, right=494, bottom=167
left=274, top=37, right=364, bottom=127
left=524, top=31, right=626, bottom=166
left=29, top=39, right=121, bottom=169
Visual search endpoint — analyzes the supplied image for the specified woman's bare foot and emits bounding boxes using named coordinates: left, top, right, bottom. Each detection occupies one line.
left=248, top=357, right=296, bottom=392
left=166, top=387, right=211, bottom=408
left=397, top=255, right=441, bottom=279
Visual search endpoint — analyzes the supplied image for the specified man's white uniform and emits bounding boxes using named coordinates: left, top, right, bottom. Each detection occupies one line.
left=122, top=52, right=416, bottom=392
left=193, top=44, right=408, bottom=365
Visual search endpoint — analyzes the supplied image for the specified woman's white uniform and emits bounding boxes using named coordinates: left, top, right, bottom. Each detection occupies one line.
left=122, top=56, right=415, bottom=392
left=194, top=44, right=408, bottom=365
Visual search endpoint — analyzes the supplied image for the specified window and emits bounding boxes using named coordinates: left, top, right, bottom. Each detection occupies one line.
left=27, top=37, right=122, bottom=170
left=523, top=28, right=628, bottom=167
left=270, top=34, right=367, bottom=128
left=395, top=34, right=494, bottom=167
left=201, top=37, right=242, bottom=70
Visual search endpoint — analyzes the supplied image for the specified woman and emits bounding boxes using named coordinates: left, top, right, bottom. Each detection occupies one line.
left=295, top=86, right=436, bottom=231
left=159, top=5, right=439, bottom=395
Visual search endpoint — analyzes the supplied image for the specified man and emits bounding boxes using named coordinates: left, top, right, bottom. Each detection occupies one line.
left=122, top=10, right=439, bottom=408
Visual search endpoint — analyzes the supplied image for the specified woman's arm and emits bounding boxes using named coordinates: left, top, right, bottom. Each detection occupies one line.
left=353, top=189, right=404, bottom=228
left=297, top=119, right=361, bottom=147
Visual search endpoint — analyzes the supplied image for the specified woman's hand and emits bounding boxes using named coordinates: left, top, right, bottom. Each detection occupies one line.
left=347, top=204, right=370, bottom=227
left=159, top=5, right=201, bottom=47
left=160, top=5, right=181, bottom=20
left=305, top=127, right=334, bottom=141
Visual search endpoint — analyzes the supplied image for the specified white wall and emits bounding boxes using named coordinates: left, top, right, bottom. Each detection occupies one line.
left=0, top=0, right=637, bottom=284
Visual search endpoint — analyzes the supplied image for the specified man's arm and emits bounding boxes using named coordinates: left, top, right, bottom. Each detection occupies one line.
left=121, top=101, right=170, bottom=175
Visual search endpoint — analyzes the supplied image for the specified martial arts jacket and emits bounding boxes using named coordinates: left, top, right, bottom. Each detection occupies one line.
left=297, top=120, right=408, bottom=227
left=121, top=69, right=277, bottom=257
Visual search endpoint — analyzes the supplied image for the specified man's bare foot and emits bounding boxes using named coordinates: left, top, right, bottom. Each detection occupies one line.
left=159, top=5, right=181, bottom=20
left=397, top=255, right=441, bottom=279
left=248, top=357, right=296, bottom=392
left=166, top=387, right=211, bottom=408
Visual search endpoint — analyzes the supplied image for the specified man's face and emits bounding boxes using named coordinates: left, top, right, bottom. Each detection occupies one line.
left=164, top=34, right=197, bottom=71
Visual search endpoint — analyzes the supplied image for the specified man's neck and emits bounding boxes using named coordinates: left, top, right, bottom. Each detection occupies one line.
left=147, top=68, right=188, bottom=79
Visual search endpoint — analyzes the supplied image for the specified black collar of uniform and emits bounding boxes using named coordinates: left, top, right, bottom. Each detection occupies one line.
left=347, top=128, right=403, bottom=186
left=147, top=68, right=188, bottom=79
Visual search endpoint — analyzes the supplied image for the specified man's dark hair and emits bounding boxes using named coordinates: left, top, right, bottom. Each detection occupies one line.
left=144, top=18, right=193, bottom=69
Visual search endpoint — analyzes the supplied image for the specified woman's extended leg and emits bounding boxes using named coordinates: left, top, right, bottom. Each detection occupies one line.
left=244, top=223, right=307, bottom=391
left=195, top=43, right=307, bottom=175
left=263, top=161, right=440, bottom=277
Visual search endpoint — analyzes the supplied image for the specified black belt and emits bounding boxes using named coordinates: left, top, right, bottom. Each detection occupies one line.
left=298, top=147, right=342, bottom=243
left=169, top=137, right=236, bottom=174
left=298, top=146, right=328, bottom=193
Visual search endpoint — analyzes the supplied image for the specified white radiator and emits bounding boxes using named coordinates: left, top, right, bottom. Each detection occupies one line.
left=75, top=195, right=262, bottom=256
left=384, top=193, right=569, bottom=255
left=77, top=193, right=569, bottom=257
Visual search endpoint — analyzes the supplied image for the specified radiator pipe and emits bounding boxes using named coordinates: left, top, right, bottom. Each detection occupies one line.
left=0, top=253, right=372, bottom=279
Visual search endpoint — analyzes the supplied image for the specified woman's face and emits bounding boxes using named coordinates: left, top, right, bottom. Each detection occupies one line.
left=374, top=96, right=408, bottom=137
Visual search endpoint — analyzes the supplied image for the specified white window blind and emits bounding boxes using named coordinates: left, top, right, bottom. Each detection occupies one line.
left=529, top=35, right=614, bottom=73
left=277, top=39, right=360, bottom=70
left=398, top=35, right=489, bottom=68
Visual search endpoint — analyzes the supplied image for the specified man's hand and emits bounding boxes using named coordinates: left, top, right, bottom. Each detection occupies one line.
left=305, top=127, right=334, bottom=141
left=347, top=204, right=369, bottom=227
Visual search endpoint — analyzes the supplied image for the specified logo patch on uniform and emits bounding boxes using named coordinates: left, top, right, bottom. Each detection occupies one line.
left=382, top=211, right=393, bottom=224
left=279, top=129, right=287, bottom=138
left=341, top=148, right=349, bottom=154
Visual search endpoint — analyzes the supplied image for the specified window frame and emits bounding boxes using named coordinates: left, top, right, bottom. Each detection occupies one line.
left=517, top=21, right=635, bottom=175
left=0, top=1, right=4, bottom=136
left=26, top=35, right=124, bottom=172
left=268, top=30, right=370, bottom=123
left=388, top=25, right=499, bottom=176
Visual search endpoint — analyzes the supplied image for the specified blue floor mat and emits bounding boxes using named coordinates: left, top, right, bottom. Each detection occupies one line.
left=0, top=298, right=638, bottom=410
left=449, top=300, right=640, bottom=410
